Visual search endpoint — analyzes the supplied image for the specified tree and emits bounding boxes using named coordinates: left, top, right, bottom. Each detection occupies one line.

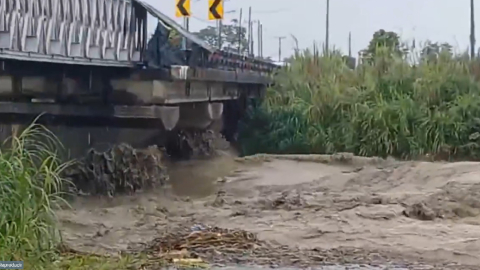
left=193, top=19, right=248, bottom=54
left=193, top=26, right=217, bottom=47
left=360, top=29, right=407, bottom=62
left=420, top=41, right=453, bottom=63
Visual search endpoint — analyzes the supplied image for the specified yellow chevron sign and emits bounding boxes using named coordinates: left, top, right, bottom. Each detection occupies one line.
left=208, top=0, right=223, bottom=20
left=176, top=0, right=190, bottom=17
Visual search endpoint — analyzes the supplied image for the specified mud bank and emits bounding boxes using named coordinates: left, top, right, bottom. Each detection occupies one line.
left=57, top=153, right=480, bottom=269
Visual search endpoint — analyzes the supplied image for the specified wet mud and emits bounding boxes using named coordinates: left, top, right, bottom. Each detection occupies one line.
left=57, top=152, right=480, bottom=269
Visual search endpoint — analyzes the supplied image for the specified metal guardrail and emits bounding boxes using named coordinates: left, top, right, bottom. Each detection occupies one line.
left=135, top=0, right=278, bottom=73
left=0, top=0, right=145, bottom=66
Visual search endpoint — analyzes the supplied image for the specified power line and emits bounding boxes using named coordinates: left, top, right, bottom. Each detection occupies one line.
left=253, top=9, right=290, bottom=14
left=191, top=15, right=216, bottom=24
left=189, top=8, right=289, bottom=23
left=190, top=15, right=244, bottom=26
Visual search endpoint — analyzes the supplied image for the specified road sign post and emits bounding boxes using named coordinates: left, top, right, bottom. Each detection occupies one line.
left=183, top=17, right=189, bottom=51
left=208, top=0, right=224, bottom=20
left=217, top=20, right=223, bottom=49
left=175, top=0, right=190, bottom=51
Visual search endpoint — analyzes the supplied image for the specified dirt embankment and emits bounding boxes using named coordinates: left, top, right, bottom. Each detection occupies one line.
left=57, top=152, right=480, bottom=269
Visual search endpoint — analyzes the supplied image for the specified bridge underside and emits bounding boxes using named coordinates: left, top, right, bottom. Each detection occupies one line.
left=0, top=58, right=264, bottom=158
left=0, top=59, right=265, bottom=127
left=0, top=0, right=275, bottom=158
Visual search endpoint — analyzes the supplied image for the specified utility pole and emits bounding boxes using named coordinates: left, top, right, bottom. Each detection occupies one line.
left=182, top=17, right=190, bottom=50
left=471, top=0, right=475, bottom=59
left=237, top=8, right=243, bottom=54
left=247, top=7, right=252, bottom=55
left=257, top=21, right=262, bottom=57
left=250, top=24, right=254, bottom=56
left=250, top=21, right=254, bottom=56
left=276, top=36, right=286, bottom=62
left=325, top=0, right=330, bottom=53
left=348, top=32, right=352, bottom=57
left=217, top=20, right=223, bottom=49
left=260, top=23, right=263, bottom=57
left=257, top=22, right=261, bottom=57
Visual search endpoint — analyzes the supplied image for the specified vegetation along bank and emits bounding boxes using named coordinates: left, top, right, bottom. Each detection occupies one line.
left=239, top=30, right=480, bottom=161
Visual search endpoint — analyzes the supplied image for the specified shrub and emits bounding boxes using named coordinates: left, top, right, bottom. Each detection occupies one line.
left=239, top=48, right=480, bottom=160
left=0, top=122, right=70, bottom=269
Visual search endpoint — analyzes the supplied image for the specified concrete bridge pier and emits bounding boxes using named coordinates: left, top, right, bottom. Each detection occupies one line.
left=157, top=106, right=180, bottom=131
left=176, top=102, right=224, bottom=130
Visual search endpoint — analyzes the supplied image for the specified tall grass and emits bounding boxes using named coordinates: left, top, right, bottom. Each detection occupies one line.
left=239, top=47, right=480, bottom=160
left=0, top=122, right=70, bottom=269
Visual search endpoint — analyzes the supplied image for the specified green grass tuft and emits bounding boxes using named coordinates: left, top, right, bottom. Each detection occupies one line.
left=0, top=121, right=71, bottom=269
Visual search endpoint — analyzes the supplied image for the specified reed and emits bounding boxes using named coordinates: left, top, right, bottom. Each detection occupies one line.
left=239, top=47, right=480, bottom=160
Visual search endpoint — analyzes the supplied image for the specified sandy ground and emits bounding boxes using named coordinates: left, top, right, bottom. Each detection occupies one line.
left=57, top=151, right=480, bottom=269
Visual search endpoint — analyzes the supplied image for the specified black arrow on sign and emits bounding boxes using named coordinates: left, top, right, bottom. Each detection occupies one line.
left=177, top=0, right=189, bottom=16
left=209, top=0, right=222, bottom=19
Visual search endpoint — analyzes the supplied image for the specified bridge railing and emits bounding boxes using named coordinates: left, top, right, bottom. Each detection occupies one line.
left=0, top=0, right=278, bottom=73
left=136, top=0, right=277, bottom=74
left=0, top=0, right=147, bottom=66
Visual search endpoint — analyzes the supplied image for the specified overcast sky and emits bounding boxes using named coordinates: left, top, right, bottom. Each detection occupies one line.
left=144, top=0, right=474, bottom=60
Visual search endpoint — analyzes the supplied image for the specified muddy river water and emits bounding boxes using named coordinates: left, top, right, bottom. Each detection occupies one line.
left=57, top=150, right=480, bottom=269
left=186, top=266, right=413, bottom=270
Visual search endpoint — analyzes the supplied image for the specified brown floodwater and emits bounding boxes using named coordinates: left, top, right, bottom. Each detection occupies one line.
left=57, top=153, right=480, bottom=269
left=168, top=149, right=240, bottom=198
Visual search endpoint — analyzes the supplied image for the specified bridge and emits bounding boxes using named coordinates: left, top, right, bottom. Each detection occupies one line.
left=0, top=0, right=276, bottom=157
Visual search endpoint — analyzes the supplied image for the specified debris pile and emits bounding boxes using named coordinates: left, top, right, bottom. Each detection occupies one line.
left=141, top=225, right=275, bottom=265
left=140, top=225, right=395, bottom=267
left=146, top=226, right=260, bottom=256
left=65, top=143, right=169, bottom=196
left=166, top=130, right=219, bottom=159
left=181, top=130, right=217, bottom=158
